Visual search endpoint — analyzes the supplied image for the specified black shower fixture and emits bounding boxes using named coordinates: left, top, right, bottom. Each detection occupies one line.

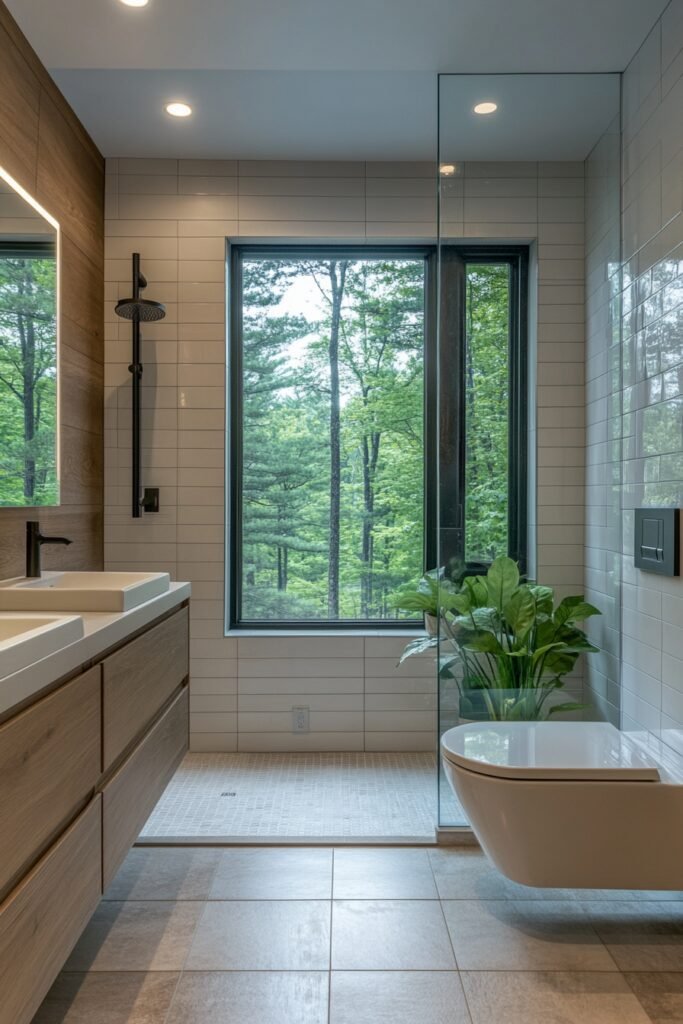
left=114, top=253, right=166, bottom=517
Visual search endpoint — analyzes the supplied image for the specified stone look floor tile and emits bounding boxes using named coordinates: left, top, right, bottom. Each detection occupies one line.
left=330, top=971, right=471, bottom=1024
left=31, top=972, right=180, bottom=1023
left=442, top=900, right=617, bottom=971
left=210, top=848, right=333, bottom=899
left=623, top=972, right=683, bottom=1023
left=333, top=848, right=438, bottom=899
left=165, top=971, right=328, bottom=1024
left=104, top=848, right=220, bottom=901
left=583, top=901, right=683, bottom=971
left=331, top=900, right=456, bottom=970
left=460, top=971, right=652, bottom=1024
left=186, top=900, right=331, bottom=970
left=64, top=902, right=204, bottom=972
left=429, top=849, right=578, bottom=901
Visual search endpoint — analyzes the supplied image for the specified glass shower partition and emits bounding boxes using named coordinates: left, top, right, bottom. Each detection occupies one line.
left=435, top=73, right=622, bottom=832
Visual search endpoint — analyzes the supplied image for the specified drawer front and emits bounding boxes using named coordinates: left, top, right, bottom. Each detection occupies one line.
left=0, top=796, right=101, bottom=1024
left=0, top=665, right=101, bottom=899
left=102, top=687, right=188, bottom=888
left=102, top=605, right=189, bottom=770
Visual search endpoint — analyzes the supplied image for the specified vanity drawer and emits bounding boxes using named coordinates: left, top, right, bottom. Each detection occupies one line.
left=0, top=665, right=101, bottom=899
left=102, top=605, right=189, bottom=770
left=0, top=796, right=101, bottom=1024
left=102, top=686, right=188, bottom=888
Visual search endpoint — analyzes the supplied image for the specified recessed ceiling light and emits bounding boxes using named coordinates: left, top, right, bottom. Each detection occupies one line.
left=474, top=102, right=498, bottom=115
left=165, top=102, right=193, bottom=118
left=119, top=0, right=149, bottom=7
left=439, top=164, right=457, bottom=177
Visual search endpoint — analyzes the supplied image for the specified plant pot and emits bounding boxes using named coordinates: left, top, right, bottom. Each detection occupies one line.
left=424, top=613, right=439, bottom=636
left=458, top=685, right=581, bottom=723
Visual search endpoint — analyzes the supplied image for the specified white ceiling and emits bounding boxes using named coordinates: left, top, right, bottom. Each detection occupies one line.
left=5, top=0, right=667, bottom=160
left=439, top=75, right=621, bottom=163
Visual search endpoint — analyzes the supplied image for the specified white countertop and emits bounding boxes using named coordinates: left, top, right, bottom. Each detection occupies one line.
left=0, top=581, right=190, bottom=718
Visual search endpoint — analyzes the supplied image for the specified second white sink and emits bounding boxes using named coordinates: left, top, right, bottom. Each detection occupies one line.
left=0, top=614, right=84, bottom=679
left=0, top=571, right=171, bottom=613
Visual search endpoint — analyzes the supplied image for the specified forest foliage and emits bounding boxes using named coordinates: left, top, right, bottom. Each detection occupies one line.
left=0, top=254, right=58, bottom=507
left=237, top=254, right=510, bottom=623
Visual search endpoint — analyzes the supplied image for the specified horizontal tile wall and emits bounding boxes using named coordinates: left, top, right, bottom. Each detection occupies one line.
left=104, top=159, right=585, bottom=751
left=610, top=3, right=683, bottom=754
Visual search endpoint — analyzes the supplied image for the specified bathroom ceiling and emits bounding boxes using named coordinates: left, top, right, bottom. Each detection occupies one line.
left=5, top=0, right=667, bottom=159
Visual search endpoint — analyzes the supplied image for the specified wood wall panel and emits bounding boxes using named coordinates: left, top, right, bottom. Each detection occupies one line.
left=0, top=1, right=104, bottom=579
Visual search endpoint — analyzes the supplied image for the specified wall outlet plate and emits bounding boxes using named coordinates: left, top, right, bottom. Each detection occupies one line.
left=292, top=705, right=310, bottom=733
left=634, top=507, right=680, bottom=576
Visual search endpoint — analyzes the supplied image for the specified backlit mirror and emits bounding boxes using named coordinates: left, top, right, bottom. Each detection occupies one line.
left=0, top=167, right=59, bottom=506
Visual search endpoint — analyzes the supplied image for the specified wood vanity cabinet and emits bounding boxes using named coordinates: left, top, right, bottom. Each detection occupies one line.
left=0, top=600, right=189, bottom=1024
left=102, top=605, right=189, bottom=770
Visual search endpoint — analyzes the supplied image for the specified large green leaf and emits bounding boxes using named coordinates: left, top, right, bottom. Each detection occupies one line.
left=462, top=631, right=506, bottom=656
left=504, top=586, right=536, bottom=639
left=547, top=701, right=589, bottom=716
left=528, top=584, right=554, bottom=617
left=461, top=576, right=489, bottom=609
left=553, top=595, right=601, bottom=627
left=485, top=556, right=520, bottom=611
left=398, top=635, right=438, bottom=664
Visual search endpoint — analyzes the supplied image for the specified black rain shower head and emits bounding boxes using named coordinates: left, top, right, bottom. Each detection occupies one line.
left=115, top=297, right=166, bottom=322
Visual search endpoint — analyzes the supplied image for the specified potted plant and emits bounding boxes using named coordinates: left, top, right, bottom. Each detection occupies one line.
left=398, top=556, right=600, bottom=721
left=391, top=568, right=463, bottom=635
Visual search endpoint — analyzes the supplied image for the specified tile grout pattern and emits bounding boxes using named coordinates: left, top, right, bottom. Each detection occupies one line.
left=32, top=845, right=683, bottom=1022
left=103, top=157, right=586, bottom=758
left=585, top=0, right=683, bottom=758
left=140, top=751, right=464, bottom=837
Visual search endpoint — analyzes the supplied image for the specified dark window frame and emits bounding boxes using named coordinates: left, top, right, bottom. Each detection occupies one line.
left=227, top=242, right=528, bottom=631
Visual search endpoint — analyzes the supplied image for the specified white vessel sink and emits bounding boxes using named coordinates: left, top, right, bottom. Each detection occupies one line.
left=0, top=571, right=171, bottom=613
left=0, top=614, right=84, bottom=679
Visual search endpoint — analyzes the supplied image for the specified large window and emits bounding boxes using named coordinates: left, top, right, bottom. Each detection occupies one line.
left=228, top=245, right=527, bottom=629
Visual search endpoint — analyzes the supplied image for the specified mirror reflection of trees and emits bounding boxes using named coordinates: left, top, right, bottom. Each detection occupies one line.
left=0, top=251, right=58, bottom=506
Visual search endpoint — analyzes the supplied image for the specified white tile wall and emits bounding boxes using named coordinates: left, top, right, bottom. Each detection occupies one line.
left=105, top=159, right=586, bottom=751
left=585, top=2, right=683, bottom=755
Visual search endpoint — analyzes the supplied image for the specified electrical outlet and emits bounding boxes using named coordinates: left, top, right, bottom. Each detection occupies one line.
left=292, top=705, right=310, bottom=733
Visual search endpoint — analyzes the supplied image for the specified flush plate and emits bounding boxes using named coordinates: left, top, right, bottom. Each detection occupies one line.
left=634, top=508, right=680, bottom=576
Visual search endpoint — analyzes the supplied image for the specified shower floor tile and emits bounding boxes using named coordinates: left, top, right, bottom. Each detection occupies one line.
left=140, top=752, right=462, bottom=840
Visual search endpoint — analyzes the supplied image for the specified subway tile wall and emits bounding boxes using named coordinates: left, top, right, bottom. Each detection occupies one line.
left=104, top=159, right=585, bottom=751
left=585, top=1, right=683, bottom=755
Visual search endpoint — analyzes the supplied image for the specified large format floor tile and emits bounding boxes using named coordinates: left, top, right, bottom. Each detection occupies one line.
left=64, top=902, right=204, bottom=972
left=331, top=900, right=456, bottom=970
left=623, top=972, right=683, bottom=1023
left=186, top=900, right=331, bottom=970
left=460, top=971, right=652, bottom=1024
left=104, top=848, right=220, bottom=901
left=333, top=848, right=438, bottom=899
left=429, top=849, right=576, bottom=901
left=583, top=901, right=683, bottom=971
left=210, top=848, right=333, bottom=899
left=166, top=971, right=328, bottom=1024
left=32, top=972, right=180, bottom=1023
left=330, top=971, right=471, bottom=1024
left=442, top=900, right=617, bottom=971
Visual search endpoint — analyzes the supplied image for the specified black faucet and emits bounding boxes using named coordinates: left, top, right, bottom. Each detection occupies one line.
left=26, top=521, right=72, bottom=578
